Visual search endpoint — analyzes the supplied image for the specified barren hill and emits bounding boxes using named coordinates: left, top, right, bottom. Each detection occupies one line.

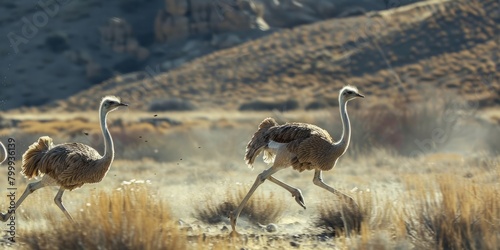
left=35, top=0, right=500, bottom=112
left=1, top=0, right=404, bottom=110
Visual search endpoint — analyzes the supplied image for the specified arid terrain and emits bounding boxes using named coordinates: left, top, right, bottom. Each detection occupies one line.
left=0, top=0, right=499, bottom=249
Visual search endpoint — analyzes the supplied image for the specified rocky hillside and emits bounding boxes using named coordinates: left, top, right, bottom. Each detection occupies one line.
left=0, top=0, right=404, bottom=110
left=29, top=0, right=499, bottom=112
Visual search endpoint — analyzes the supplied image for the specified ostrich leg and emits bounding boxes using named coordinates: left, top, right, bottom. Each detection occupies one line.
left=268, top=176, right=306, bottom=209
left=229, top=165, right=281, bottom=234
left=312, top=170, right=358, bottom=207
left=54, top=187, right=74, bottom=222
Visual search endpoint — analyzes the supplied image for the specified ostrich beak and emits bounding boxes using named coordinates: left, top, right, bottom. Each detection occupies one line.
left=356, top=93, right=365, bottom=98
left=119, top=103, right=129, bottom=107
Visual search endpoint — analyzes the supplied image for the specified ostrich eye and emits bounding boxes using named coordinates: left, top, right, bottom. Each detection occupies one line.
left=346, top=91, right=353, bottom=95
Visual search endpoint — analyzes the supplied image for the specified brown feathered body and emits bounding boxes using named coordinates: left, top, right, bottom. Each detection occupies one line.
left=22, top=136, right=112, bottom=191
left=245, top=118, right=346, bottom=172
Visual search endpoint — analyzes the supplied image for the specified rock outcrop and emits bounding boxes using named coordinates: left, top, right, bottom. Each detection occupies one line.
left=99, top=17, right=150, bottom=61
left=154, top=0, right=269, bottom=43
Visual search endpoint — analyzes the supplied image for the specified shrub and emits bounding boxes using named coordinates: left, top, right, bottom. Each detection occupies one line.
left=305, top=97, right=338, bottom=110
left=148, top=98, right=197, bottom=111
left=238, top=99, right=299, bottom=111
left=305, top=101, right=328, bottom=110
left=194, top=186, right=286, bottom=225
left=315, top=191, right=368, bottom=235
left=45, top=32, right=70, bottom=53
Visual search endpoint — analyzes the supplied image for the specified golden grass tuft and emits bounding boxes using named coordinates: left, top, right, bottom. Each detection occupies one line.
left=19, top=182, right=186, bottom=250
left=316, top=201, right=363, bottom=235
left=405, top=174, right=500, bottom=250
left=315, top=191, right=371, bottom=235
left=193, top=186, right=286, bottom=226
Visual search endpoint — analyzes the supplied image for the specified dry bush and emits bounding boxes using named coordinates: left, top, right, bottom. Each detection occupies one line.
left=305, top=97, right=338, bottom=110
left=20, top=182, right=186, bottom=250
left=194, top=186, right=286, bottom=225
left=315, top=190, right=375, bottom=235
left=349, top=90, right=471, bottom=156
left=238, top=99, right=299, bottom=111
left=316, top=201, right=363, bottom=235
left=149, top=98, right=197, bottom=111
left=405, top=175, right=500, bottom=250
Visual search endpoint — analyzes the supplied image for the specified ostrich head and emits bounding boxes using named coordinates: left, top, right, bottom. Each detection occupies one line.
left=100, top=96, right=128, bottom=113
left=339, top=86, right=364, bottom=102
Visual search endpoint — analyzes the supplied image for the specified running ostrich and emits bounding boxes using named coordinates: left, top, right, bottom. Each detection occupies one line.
left=0, top=96, right=128, bottom=222
left=0, top=141, right=6, bottom=164
left=229, top=86, right=364, bottom=233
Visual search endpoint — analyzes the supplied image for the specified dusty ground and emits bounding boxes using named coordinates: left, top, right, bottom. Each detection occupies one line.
left=0, top=108, right=498, bottom=249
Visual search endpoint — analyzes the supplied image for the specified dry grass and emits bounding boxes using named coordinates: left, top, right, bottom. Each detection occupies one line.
left=314, top=170, right=500, bottom=250
left=315, top=189, right=392, bottom=236
left=18, top=181, right=186, bottom=250
left=18, top=118, right=99, bottom=137
left=0, top=127, right=497, bottom=249
left=10, top=166, right=498, bottom=249
left=405, top=175, right=500, bottom=250
left=314, top=187, right=398, bottom=238
left=194, top=186, right=286, bottom=226
left=316, top=199, right=364, bottom=235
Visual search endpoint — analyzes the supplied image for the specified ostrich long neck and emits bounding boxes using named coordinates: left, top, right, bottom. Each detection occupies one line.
left=99, top=108, right=114, bottom=162
left=334, top=97, right=351, bottom=155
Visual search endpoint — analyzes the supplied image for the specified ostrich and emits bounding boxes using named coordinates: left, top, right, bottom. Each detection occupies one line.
left=229, top=86, right=364, bottom=233
left=0, top=141, right=6, bottom=164
left=0, top=96, right=127, bottom=222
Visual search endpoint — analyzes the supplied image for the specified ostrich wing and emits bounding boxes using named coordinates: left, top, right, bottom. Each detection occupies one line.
left=266, top=122, right=333, bottom=145
left=41, top=143, right=107, bottom=189
left=265, top=123, right=335, bottom=171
